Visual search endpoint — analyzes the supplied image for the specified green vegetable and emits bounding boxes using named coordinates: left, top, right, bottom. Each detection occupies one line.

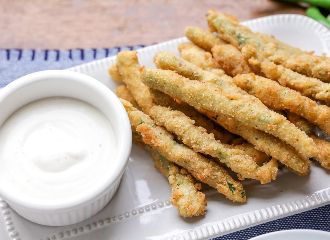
left=306, top=7, right=330, bottom=30
left=139, top=118, right=146, bottom=124
left=228, top=182, right=236, bottom=194
left=273, top=0, right=330, bottom=10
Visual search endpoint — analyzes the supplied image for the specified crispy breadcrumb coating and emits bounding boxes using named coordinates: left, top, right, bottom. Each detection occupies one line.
left=116, top=50, right=155, bottom=113
left=211, top=44, right=252, bottom=76
left=149, top=88, right=271, bottom=166
left=286, top=113, right=330, bottom=170
left=108, top=64, right=123, bottom=83
left=121, top=99, right=246, bottom=203
left=149, top=88, right=235, bottom=143
left=207, top=9, right=330, bottom=82
left=148, top=57, right=317, bottom=158
left=150, top=105, right=278, bottom=183
left=184, top=26, right=225, bottom=52
left=233, top=73, right=330, bottom=137
left=150, top=150, right=207, bottom=217
left=242, top=44, right=330, bottom=104
left=115, top=85, right=140, bottom=109
left=201, top=108, right=310, bottom=176
left=178, top=42, right=220, bottom=71
left=131, top=128, right=207, bottom=217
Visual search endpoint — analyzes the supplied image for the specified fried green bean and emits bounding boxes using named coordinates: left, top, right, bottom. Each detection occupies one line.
left=119, top=86, right=207, bottom=217
left=153, top=51, right=264, bottom=106
left=255, top=32, right=307, bottom=55
left=150, top=89, right=271, bottom=165
left=184, top=26, right=225, bottom=52
left=200, top=108, right=310, bottom=176
left=211, top=44, right=253, bottom=76
left=108, top=64, right=123, bottom=83
left=149, top=149, right=207, bottom=217
left=233, top=73, right=330, bottom=137
left=310, top=135, right=330, bottom=169
left=121, top=99, right=246, bottom=202
left=178, top=42, right=220, bottom=71
left=115, top=85, right=140, bottom=109
left=132, top=128, right=207, bottom=217
left=279, top=54, right=330, bottom=83
left=149, top=88, right=235, bottom=143
left=150, top=105, right=278, bottom=184
left=286, top=112, right=330, bottom=169
left=116, top=50, right=155, bottom=113
left=242, top=44, right=330, bottom=104
left=228, top=142, right=270, bottom=166
left=285, top=111, right=313, bottom=135
left=207, top=9, right=330, bottom=82
left=151, top=55, right=317, bottom=158
left=178, top=41, right=252, bottom=77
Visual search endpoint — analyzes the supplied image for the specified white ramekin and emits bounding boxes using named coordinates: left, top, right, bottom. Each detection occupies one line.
left=0, top=70, right=132, bottom=226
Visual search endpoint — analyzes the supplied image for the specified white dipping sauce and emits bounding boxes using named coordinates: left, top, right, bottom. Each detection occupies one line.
left=0, top=97, right=117, bottom=202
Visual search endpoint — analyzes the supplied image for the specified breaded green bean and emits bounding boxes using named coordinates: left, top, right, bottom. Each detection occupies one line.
left=280, top=54, right=330, bottom=83
left=150, top=89, right=271, bottom=165
left=132, top=130, right=207, bottom=217
left=178, top=42, right=220, bottom=71
left=115, top=85, right=140, bottom=109
left=207, top=9, right=330, bottom=82
left=233, top=73, right=330, bottom=137
left=285, top=112, right=313, bottom=135
left=183, top=26, right=253, bottom=76
left=108, top=64, right=123, bottom=83
left=150, top=105, right=278, bottom=184
left=142, top=66, right=317, bottom=158
left=228, top=142, right=270, bottom=166
left=256, top=32, right=307, bottom=55
left=149, top=91, right=308, bottom=176
left=286, top=112, right=330, bottom=169
left=119, top=88, right=207, bottom=217
left=116, top=50, right=155, bottom=113
left=211, top=44, right=252, bottom=76
left=207, top=10, right=261, bottom=50
left=149, top=149, right=207, bottom=217
left=242, top=44, right=330, bottom=104
left=178, top=41, right=252, bottom=77
left=146, top=73, right=309, bottom=175
left=184, top=26, right=225, bottom=52
left=200, top=108, right=310, bottom=176
left=153, top=51, right=264, bottom=107
left=310, top=135, right=330, bottom=169
left=206, top=10, right=238, bottom=34
left=121, top=99, right=246, bottom=202
left=149, top=88, right=235, bottom=143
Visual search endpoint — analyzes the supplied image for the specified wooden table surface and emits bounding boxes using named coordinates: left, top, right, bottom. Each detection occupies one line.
left=0, top=0, right=305, bottom=50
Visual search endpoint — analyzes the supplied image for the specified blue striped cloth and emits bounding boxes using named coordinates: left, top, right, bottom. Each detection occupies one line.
left=0, top=48, right=329, bottom=239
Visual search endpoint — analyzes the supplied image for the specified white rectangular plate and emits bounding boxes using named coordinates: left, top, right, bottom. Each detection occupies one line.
left=1, top=14, right=330, bottom=240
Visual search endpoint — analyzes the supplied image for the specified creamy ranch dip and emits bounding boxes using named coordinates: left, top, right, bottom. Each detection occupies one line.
left=0, top=97, right=117, bottom=202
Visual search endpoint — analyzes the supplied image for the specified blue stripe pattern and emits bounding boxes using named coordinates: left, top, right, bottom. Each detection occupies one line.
left=0, top=46, right=144, bottom=87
